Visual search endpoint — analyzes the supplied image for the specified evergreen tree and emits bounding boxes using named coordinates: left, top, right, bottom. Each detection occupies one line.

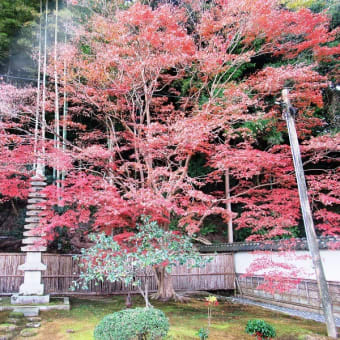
left=0, top=0, right=40, bottom=74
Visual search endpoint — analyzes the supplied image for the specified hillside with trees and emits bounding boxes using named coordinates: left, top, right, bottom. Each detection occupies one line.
left=0, top=0, right=339, bottom=254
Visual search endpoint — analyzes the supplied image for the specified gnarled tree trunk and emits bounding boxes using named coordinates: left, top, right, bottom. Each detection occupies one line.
left=153, top=266, right=181, bottom=301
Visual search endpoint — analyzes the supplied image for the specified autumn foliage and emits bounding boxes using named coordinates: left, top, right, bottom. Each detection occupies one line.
left=0, top=0, right=339, bottom=295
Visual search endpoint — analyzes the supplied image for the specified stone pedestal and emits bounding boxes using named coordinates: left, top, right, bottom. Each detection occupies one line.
left=11, top=294, right=50, bottom=305
left=18, top=252, right=46, bottom=296
left=12, top=169, right=49, bottom=306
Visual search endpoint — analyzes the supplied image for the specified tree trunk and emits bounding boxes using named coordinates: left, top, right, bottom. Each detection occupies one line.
left=137, top=278, right=152, bottom=308
left=153, top=266, right=179, bottom=301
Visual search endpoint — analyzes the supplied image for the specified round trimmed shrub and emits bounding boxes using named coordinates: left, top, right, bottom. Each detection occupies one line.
left=94, top=307, right=169, bottom=340
left=245, top=319, right=276, bottom=339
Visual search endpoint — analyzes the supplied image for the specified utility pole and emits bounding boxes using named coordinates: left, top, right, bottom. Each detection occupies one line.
left=282, top=88, right=337, bottom=338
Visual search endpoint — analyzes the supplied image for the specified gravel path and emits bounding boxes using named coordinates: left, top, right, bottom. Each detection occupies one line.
left=226, top=296, right=340, bottom=327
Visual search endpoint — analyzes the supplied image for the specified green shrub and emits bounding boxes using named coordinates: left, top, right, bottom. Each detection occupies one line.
left=245, top=319, right=276, bottom=340
left=94, top=307, right=169, bottom=340
left=197, top=327, right=209, bottom=339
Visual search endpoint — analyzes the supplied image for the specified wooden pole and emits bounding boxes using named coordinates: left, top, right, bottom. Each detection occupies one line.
left=225, top=168, right=233, bottom=243
left=282, top=88, right=337, bottom=338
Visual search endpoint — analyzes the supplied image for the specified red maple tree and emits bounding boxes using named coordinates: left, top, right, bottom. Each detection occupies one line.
left=0, top=0, right=339, bottom=300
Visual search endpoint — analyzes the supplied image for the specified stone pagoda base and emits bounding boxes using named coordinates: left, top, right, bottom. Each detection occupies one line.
left=11, top=294, right=50, bottom=305
left=2, top=297, right=70, bottom=317
left=18, top=252, right=47, bottom=296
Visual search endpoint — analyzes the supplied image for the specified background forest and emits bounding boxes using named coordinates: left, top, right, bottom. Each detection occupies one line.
left=0, top=0, right=339, bottom=253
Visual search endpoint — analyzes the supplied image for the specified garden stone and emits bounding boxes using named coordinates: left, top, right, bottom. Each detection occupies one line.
left=26, top=317, right=41, bottom=322
left=66, top=329, right=75, bottom=333
left=26, top=322, right=41, bottom=328
left=20, top=328, right=38, bottom=337
left=0, top=324, right=17, bottom=332
left=303, top=335, right=330, bottom=340
left=12, top=307, right=39, bottom=317
left=8, top=312, right=24, bottom=319
left=6, top=318, right=21, bottom=325
left=0, top=334, right=14, bottom=340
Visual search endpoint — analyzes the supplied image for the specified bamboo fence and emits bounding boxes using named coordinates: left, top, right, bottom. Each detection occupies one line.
left=0, top=253, right=235, bottom=295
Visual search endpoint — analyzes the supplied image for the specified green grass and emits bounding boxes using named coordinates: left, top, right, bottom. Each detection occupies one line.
left=0, top=297, right=11, bottom=306
left=0, top=295, right=333, bottom=340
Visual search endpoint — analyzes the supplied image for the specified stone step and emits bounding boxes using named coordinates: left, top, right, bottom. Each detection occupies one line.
left=7, top=317, right=22, bottom=324
left=0, top=323, right=17, bottom=332
left=26, top=322, right=41, bottom=328
left=20, top=328, right=39, bottom=337
left=13, top=306, right=39, bottom=317
left=21, top=245, right=47, bottom=252
left=23, top=230, right=45, bottom=237
left=22, top=237, right=43, bottom=245
left=26, top=317, right=42, bottom=322
left=27, top=198, right=45, bottom=204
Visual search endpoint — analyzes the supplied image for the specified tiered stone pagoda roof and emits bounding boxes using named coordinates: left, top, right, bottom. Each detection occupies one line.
left=21, top=174, right=47, bottom=252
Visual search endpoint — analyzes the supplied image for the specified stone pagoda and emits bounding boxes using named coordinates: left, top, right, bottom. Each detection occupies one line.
left=11, top=165, right=49, bottom=305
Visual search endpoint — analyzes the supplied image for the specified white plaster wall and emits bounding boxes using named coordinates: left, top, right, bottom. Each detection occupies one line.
left=234, top=250, right=340, bottom=282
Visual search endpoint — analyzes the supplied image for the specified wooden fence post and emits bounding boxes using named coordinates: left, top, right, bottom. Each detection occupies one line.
left=282, top=88, right=337, bottom=338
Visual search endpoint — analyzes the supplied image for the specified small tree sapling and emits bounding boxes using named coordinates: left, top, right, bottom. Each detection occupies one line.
left=73, top=216, right=210, bottom=307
